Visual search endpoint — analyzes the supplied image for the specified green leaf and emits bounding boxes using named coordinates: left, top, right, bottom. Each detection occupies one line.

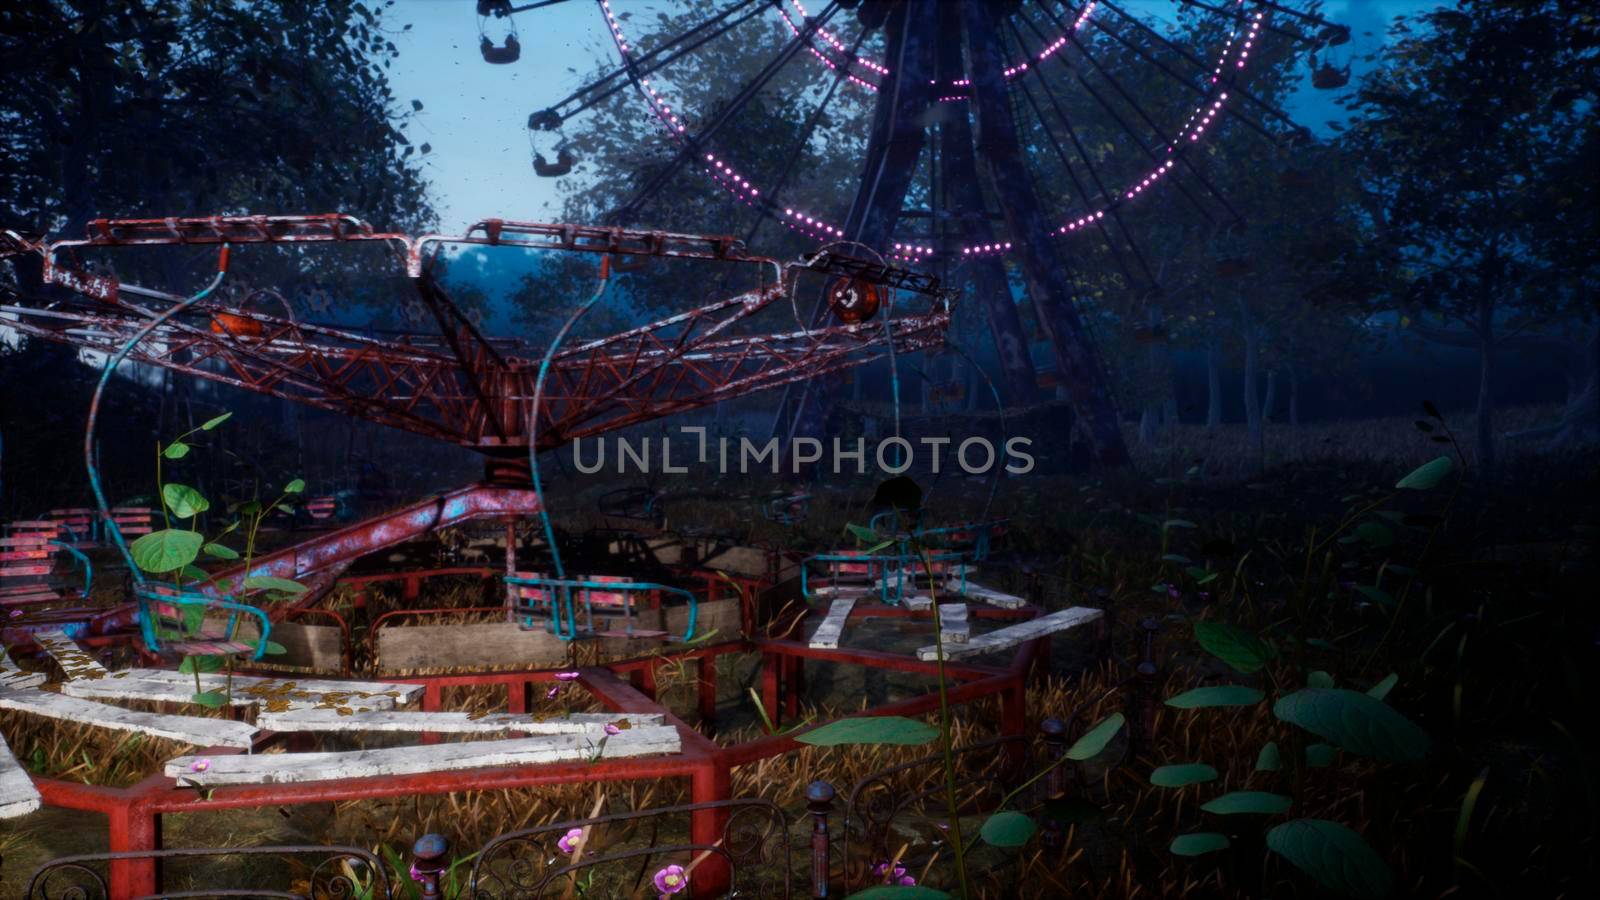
left=190, top=690, right=228, bottom=708
left=846, top=887, right=952, bottom=900
left=129, top=529, right=204, bottom=573
left=1396, top=455, right=1452, bottom=490
left=1194, top=622, right=1275, bottom=674
left=1256, top=741, right=1282, bottom=772
left=1170, top=832, right=1231, bottom=856
left=1150, top=763, right=1219, bottom=787
left=203, top=542, right=239, bottom=561
left=235, top=500, right=263, bottom=516
left=1308, top=671, right=1335, bottom=689
left=162, top=483, right=210, bottom=518
left=1161, top=553, right=1191, bottom=564
left=978, top=810, right=1036, bottom=848
left=1367, top=673, right=1399, bottom=701
left=1201, top=791, right=1293, bottom=815
left=1354, top=522, right=1395, bottom=548
left=1306, top=743, right=1338, bottom=767
left=1306, top=638, right=1337, bottom=651
left=243, top=575, right=308, bottom=594
left=200, top=412, right=232, bottom=431
left=178, top=655, right=226, bottom=674
left=1266, top=819, right=1393, bottom=899
left=263, top=641, right=288, bottom=656
left=1354, top=585, right=1395, bottom=608
left=177, top=564, right=210, bottom=584
left=283, top=478, right=306, bottom=494
left=1163, top=518, right=1198, bottom=530
left=181, top=602, right=206, bottom=635
left=845, top=523, right=880, bottom=544
left=796, top=716, right=938, bottom=747
left=1272, top=689, right=1429, bottom=762
left=1166, top=685, right=1265, bottom=709
left=162, top=441, right=191, bottom=460
left=1066, top=713, right=1125, bottom=760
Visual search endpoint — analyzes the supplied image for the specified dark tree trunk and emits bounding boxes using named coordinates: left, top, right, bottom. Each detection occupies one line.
left=1550, top=326, right=1599, bottom=447
left=1206, top=337, right=1223, bottom=429
left=1475, top=293, right=1496, bottom=471
left=1240, top=300, right=1263, bottom=470
left=1263, top=369, right=1279, bottom=424
left=963, top=0, right=1129, bottom=467
left=1288, top=362, right=1300, bottom=428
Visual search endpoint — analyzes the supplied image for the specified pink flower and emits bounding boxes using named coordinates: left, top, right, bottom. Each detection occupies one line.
left=604, top=723, right=621, bottom=735
left=555, top=671, right=581, bottom=682
left=408, top=863, right=423, bottom=882
left=899, top=874, right=918, bottom=886
left=190, top=758, right=211, bottom=773
left=556, top=826, right=584, bottom=855
left=8, top=609, right=21, bottom=618
left=872, top=861, right=907, bottom=882
left=545, top=686, right=560, bottom=700
left=653, top=864, right=687, bottom=895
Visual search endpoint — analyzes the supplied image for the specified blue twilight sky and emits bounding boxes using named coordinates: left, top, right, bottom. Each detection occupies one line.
left=384, top=0, right=1438, bottom=231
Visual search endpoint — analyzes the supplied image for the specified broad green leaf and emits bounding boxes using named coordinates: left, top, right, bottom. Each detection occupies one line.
left=1396, top=455, right=1452, bottom=490
left=200, top=412, right=232, bottom=430
left=263, top=641, right=288, bottom=656
left=1354, top=585, right=1394, bottom=608
left=1166, top=685, right=1265, bottom=709
left=1163, top=518, right=1198, bottom=530
left=162, top=441, right=191, bottom=460
left=235, top=500, right=263, bottom=516
left=181, top=602, right=206, bottom=635
left=203, top=542, right=239, bottom=561
left=1255, top=741, right=1281, bottom=772
left=129, top=529, right=204, bottom=573
left=283, top=478, right=306, bottom=494
left=1354, top=522, right=1394, bottom=548
left=1066, top=713, right=1125, bottom=760
left=1273, top=689, right=1429, bottom=762
left=1194, top=622, right=1275, bottom=674
left=1367, top=673, right=1399, bottom=701
left=1308, top=671, right=1335, bottom=689
left=177, top=564, right=210, bottom=584
left=1266, top=819, right=1393, bottom=899
left=162, top=483, right=210, bottom=518
left=179, top=655, right=226, bottom=674
left=1306, top=743, right=1338, bottom=767
left=1151, top=763, right=1219, bottom=787
left=978, top=810, right=1036, bottom=848
left=1201, top=791, right=1292, bottom=815
left=1170, top=832, right=1231, bottom=856
left=190, top=690, right=228, bottom=708
left=845, top=523, right=879, bottom=544
left=796, top=716, right=938, bottom=747
left=243, top=575, right=308, bottom=594
left=846, top=887, right=952, bottom=899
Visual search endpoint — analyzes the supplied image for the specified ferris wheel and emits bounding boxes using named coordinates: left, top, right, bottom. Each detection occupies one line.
left=483, top=0, right=1346, bottom=466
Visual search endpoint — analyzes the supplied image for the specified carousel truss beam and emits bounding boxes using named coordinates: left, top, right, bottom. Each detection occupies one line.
left=608, top=1, right=844, bottom=226
left=1170, top=0, right=1317, bottom=41
left=534, top=0, right=766, bottom=128
left=1015, top=13, right=1235, bottom=227
left=1078, top=0, right=1288, bottom=140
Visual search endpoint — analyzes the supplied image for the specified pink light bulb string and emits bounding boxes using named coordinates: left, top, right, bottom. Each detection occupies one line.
left=598, top=0, right=1267, bottom=264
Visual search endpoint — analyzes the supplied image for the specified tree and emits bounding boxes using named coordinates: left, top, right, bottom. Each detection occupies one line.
left=1339, top=0, right=1598, bottom=469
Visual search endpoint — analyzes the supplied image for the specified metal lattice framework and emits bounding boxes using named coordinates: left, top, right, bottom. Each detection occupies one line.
left=2, top=214, right=952, bottom=455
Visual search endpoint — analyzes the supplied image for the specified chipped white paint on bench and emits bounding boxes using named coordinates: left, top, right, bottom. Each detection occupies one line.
left=954, top=581, right=1028, bottom=610
left=811, top=583, right=873, bottom=598
left=937, top=603, right=970, bottom=644
left=165, top=724, right=682, bottom=785
left=917, top=607, right=1103, bottom=661
left=0, top=689, right=258, bottom=748
left=257, top=709, right=663, bottom=735
left=808, top=597, right=856, bottom=650
left=65, top=669, right=422, bottom=713
left=901, top=594, right=933, bottom=611
left=31, top=627, right=110, bottom=680
left=0, top=730, right=41, bottom=818
left=0, top=648, right=46, bottom=690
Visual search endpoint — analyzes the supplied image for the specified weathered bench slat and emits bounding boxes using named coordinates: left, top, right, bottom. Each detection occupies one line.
left=257, top=709, right=663, bottom=734
left=937, top=603, right=970, bottom=644
left=98, top=669, right=423, bottom=710
left=31, top=627, right=111, bottom=680
left=916, top=607, right=1103, bottom=661
left=1, top=648, right=47, bottom=690
left=808, top=597, right=856, bottom=650
left=165, top=725, right=682, bottom=785
left=953, top=580, right=1028, bottom=610
left=0, top=731, right=42, bottom=818
left=0, top=689, right=258, bottom=748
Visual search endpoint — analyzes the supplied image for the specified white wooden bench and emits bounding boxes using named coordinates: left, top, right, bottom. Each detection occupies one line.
left=917, top=607, right=1103, bottom=661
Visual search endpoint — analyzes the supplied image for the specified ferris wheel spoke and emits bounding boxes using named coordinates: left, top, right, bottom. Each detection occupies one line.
left=608, top=2, right=845, bottom=225
left=1091, top=0, right=1297, bottom=137
left=1013, top=13, right=1226, bottom=227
